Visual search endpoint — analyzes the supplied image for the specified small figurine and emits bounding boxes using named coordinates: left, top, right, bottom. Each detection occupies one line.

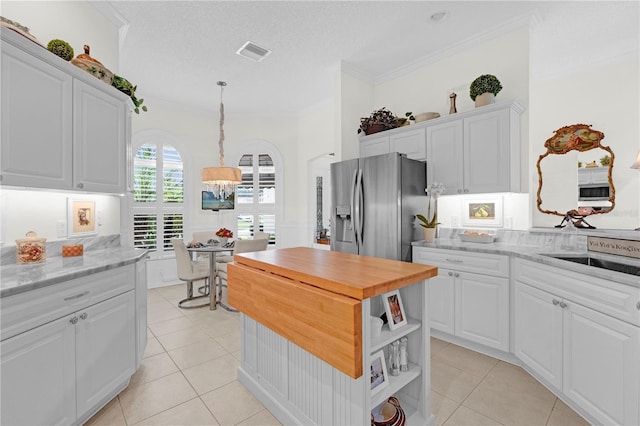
left=449, top=92, right=457, bottom=114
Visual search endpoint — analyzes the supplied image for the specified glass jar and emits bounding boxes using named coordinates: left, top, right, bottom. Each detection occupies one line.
left=390, top=340, right=400, bottom=376
left=399, top=337, right=408, bottom=372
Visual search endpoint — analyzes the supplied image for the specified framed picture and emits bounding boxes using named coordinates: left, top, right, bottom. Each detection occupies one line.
left=68, top=198, right=97, bottom=237
left=370, top=350, right=389, bottom=395
left=462, top=195, right=503, bottom=227
left=382, top=289, right=407, bottom=330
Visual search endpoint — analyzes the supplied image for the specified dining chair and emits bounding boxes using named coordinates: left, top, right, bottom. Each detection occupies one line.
left=192, top=231, right=217, bottom=244
left=171, top=238, right=211, bottom=309
left=216, top=238, right=269, bottom=311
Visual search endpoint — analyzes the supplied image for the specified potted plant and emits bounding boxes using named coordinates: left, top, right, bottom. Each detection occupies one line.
left=599, top=155, right=611, bottom=166
left=215, top=227, right=233, bottom=244
left=112, top=75, right=148, bottom=114
left=416, top=182, right=445, bottom=242
left=358, top=107, right=399, bottom=135
left=469, top=74, right=502, bottom=107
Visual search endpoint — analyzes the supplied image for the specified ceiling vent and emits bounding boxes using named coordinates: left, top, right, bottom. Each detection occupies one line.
left=236, top=41, right=271, bottom=62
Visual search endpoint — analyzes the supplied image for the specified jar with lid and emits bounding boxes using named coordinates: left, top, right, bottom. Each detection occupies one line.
left=15, top=231, right=46, bottom=264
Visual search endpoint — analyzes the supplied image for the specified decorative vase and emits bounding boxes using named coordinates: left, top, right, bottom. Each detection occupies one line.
left=474, top=92, right=495, bottom=107
left=219, top=237, right=228, bottom=245
left=449, top=92, right=457, bottom=114
left=422, top=228, right=436, bottom=243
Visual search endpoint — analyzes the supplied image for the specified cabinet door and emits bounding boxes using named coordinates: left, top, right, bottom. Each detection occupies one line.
left=514, top=282, right=563, bottom=389
left=73, top=79, right=126, bottom=193
left=76, top=291, right=135, bottom=416
left=563, top=301, right=640, bottom=426
left=463, top=108, right=510, bottom=193
left=426, top=120, right=463, bottom=195
left=390, top=128, right=426, bottom=160
left=360, top=135, right=389, bottom=158
left=0, top=314, right=76, bottom=426
left=455, top=271, right=509, bottom=351
left=135, top=259, right=148, bottom=368
left=1, top=42, right=73, bottom=189
left=427, top=269, right=455, bottom=334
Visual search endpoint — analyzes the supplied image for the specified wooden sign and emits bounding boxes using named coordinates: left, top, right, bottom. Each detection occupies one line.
left=587, top=236, right=640, bottom=259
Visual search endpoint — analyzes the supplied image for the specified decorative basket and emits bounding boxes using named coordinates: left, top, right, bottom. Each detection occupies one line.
left=62, top=244, right=84, bottom=257
left=71, top=45, right=114, bottom=85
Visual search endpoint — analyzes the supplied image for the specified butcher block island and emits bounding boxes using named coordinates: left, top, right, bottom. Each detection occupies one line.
left=228, top=247, right=438, bottom=425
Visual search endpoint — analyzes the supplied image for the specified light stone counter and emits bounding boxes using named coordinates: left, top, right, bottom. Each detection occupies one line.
left=1, top=235, right=148, bottom=297
left=412, top=228, right=639, bottom=288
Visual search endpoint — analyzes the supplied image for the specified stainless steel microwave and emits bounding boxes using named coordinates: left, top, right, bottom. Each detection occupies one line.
left=578, top=184, right=610, bottom=201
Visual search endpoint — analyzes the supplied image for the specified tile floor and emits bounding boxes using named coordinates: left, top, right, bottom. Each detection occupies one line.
left=86, top=284, right=590, bottom=426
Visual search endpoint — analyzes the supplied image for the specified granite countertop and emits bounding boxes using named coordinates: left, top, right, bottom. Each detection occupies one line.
left=412, top=238, right=640, bottom=288
left=1, top=247, right=148, bottom=298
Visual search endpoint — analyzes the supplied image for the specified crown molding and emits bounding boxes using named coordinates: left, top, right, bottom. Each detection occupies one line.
left=373, top=12, right=536, bottom=86
left=89, top=1, right=130, bottom=70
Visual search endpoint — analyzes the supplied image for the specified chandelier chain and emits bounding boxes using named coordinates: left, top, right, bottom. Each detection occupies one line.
left=218, top=82, right=225, bottom=167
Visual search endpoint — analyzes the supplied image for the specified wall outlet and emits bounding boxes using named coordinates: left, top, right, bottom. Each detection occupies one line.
left=451, top=216, right=460, bottom=227
left=57, top=221, right=67, bottom=237
left=504, top=217, right=513, bottom=229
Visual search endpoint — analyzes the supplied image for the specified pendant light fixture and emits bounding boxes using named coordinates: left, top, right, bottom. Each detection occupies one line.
left=202, top=81, right=242, bottom=200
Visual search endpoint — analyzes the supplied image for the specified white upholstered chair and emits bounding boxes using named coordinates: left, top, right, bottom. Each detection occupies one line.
left=172, top=239, right=211, bottom=309
left=216, top=238, right=269, bottom=311
left=192, top=231, right=217, bottom=244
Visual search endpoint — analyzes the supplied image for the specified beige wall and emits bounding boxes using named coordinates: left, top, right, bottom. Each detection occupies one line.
left=1, top=1, right=120, bottom=72
left=530, top=57, right=640, bottom=230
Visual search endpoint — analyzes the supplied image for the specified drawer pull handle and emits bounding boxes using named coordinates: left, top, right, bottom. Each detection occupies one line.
left=448, top=272, right=453, bottom=276
left=79, top=312, right=88, bottom=320
left=637, top=301, right=640, bottom=311
left=69, top=316, right=79, bottom=325
left=64, top=291, right=89, bottom=301
left=445, top=258, right=463, bottom=263
left=552, top=299, right=560, bottom=305
left=559, top=301, right=568, bottom=309
left=454, top=272, right=460, bottom=278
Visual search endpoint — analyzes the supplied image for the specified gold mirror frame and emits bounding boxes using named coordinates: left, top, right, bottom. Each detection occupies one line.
left=536, top=123, right=615, bottom=218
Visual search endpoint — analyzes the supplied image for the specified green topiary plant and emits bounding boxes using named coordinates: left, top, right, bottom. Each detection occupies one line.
left=469, top=74, right=503, bottom=101
left=47, top=39, right=74, bottom=61
left=599, top=155, right=611, bottom=166
left=111, top=75, right=148, bottom=114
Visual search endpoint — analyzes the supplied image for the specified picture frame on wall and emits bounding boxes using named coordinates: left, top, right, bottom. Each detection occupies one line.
left=67, top=198, right=97, bottom=237
left=462, top=195, right=503, bottom=227
left=382, top=289, right=407, bottom=331
left=370, top=350, right=389, bottom=395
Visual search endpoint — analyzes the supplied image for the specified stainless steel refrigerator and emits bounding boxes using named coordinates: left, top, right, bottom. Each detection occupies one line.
left=330, top=152, right=426, bottom=261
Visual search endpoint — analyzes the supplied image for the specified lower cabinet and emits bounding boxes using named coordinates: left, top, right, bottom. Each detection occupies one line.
left=413, top=247, right=509, bottom=351
left=1, top=291, right=135, bottom=425
left=514, top=260, right=639, bottom=426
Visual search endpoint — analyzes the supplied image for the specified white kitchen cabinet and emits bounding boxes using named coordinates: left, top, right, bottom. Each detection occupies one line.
left=0, top=40, right=73, bottom=189
left=76, top=291, right=135, bottom=418
left=578, top=167, right=608, bottom=185
left=0, top=313, right=76, bottom=426
left=425, top=121, right=463, bottom=194
left=360, top=134, right=390, bottom=158
left=0, top=260, right=145, bottom=426
left=0, top=291, right=134, bottom=426
left=390, top=128, right=426, bottom=160
left=413, top=247, right=509, bottom=351
left=73, top=79, right=127, bottom=193
left=514, top=259, right=639, bottom=426
left=135, top=257, right=148, bottom=368
left=426, top=103, right=523, bottom=194
left=0, top=27, right=129, bottom=194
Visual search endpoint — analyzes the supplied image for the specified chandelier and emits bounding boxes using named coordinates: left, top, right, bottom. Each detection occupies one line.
left=202, top=81, right=242, bottom=199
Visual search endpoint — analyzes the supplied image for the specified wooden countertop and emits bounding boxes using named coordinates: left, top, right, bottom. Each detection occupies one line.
left=234, top=246, right=437, bottom=300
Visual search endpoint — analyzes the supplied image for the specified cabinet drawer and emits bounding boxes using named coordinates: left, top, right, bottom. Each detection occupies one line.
left=514, top=258, right=639, bottom=326
left=413, top=247, right=509, bottom=278
left=1, top=265, right=135, bottom=340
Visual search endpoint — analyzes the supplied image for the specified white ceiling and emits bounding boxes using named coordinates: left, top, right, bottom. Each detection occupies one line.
left=107, top=1, right=639, bottom=116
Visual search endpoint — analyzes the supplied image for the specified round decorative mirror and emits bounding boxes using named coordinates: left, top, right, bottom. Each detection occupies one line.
left=536, top=124, right=615, bottom=229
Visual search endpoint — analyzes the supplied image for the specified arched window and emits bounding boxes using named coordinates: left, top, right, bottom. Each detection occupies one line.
left=235, top=153, right=276, bottom=244
left=132, top=142, right=184, bottom=254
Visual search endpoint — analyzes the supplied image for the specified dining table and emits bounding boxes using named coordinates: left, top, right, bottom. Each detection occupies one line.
left=187, top=244, right=234, bottom=310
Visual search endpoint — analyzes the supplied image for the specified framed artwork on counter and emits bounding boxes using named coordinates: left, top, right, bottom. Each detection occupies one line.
left=382, top=289, right=407, bottom=331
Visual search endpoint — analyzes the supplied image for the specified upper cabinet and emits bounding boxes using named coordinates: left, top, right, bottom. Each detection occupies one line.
left=359, top=100, right=525, bottom=194
left=0, top=27, right=130, bottom=194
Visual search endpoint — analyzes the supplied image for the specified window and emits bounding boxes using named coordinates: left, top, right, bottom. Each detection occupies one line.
left=236, top=153, right=276, bottom=244
left=133, top=143, right=184, bottom=254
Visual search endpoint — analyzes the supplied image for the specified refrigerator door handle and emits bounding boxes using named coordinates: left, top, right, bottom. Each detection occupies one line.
left=349, top=168, right=358, bottom=231
left=356, top=169, right=364, bottom=247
